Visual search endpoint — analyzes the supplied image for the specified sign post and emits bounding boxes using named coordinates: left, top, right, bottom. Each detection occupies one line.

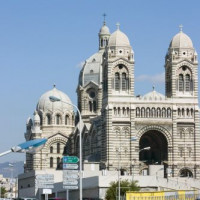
left=63, top=156, right=79, bottom=199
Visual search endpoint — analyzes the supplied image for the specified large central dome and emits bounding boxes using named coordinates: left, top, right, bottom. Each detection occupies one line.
left=36, top=86, right=73, bottom=113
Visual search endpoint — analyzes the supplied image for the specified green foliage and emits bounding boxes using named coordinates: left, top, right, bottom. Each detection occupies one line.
left=0, top=186, right=7, bottom=197
left=105, top=179, right=140, bottom=200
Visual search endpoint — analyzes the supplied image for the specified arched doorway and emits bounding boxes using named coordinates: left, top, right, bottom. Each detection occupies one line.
left=179, top=168, right=193, bottom=177
left=139, top=130, right=168, bottom=165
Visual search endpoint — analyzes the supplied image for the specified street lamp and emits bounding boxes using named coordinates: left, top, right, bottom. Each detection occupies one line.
left=0, top=138, right=47, bottom=157
left=9, top=163, right=13, bottom=198
left=139, top=146, right=151, bottom=152
left=49, top=95, right=83, bottom=200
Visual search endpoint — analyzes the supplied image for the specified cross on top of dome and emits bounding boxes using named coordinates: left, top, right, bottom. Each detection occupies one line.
left=116, top=22, right=120, bottom=30
left=179, top=24, right=183, bottom=32
left=103, top=13, right=106, bottom=25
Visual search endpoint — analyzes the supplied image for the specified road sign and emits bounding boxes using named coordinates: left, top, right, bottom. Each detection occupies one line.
left=63, top=179, right=78, bottom=185
left=37, top=184, right=54, bottom=189
left=63, top=163, right=79, bottom=169
left=63, top=170, right=79, bottom=179
left=36, top=174, right=54, bottom=189
left=63, top=156, right=79, bottom=163
left=63, top=185, right=79, bottom=190
left=43, top=189, right=52, bottom=194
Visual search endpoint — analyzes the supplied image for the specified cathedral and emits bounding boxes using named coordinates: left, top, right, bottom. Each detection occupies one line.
left=23, top=20, right=200, bottom=182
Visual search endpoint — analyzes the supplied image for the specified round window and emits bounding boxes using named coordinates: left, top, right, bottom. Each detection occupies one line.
left=89, top=91, right=95, bottom=98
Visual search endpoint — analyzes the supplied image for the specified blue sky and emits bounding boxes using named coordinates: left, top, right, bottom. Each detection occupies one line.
left=0, top=0, right=200, bottom=163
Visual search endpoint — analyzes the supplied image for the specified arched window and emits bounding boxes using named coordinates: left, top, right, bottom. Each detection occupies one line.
left=123, top=107, right=126, bottom=115
left=136, top=107, right=140, bottom=117
left=179, top=168, right=193, bottom=177
left=152, top=108, right=156, bottom=118
left=185, top=74, right=191, bottom=91
left=141, top=107, right=145, bottom=118
left=179, top=74, right=184, bottom=91
left=93, top=101, right=97, bottom=112
left=118, top=107, right=121, bottom=116
left=187, top=108, right=190, bottom=117
left=122, top=73, right=127, bottom=91
left=127, top=107, right=130, bottom=116
left=191, top=109, right=194, bottom=117
left=65, top=115, right=69, bottom=125
left=50, top=157, right=53, bottom=168
left=101, top=39, right=103, bottom=47
left=162, top=108, right=166, bottom=118
left=157, top=108, right=161, bottom=118
left=115, top=73, right=120, bottom=91
left=146, top=108, right=150, bottom=118
left=46, top=114, right=51, bottom=125
left=178, top=108, right=181, bottom=116
left=57, top=143, right=60, bottom=154
left=114, top=107, right=117, bottom=115
left=182, top=108, right=185, bottom=117
left=57, top=157, right=61, bottom=169
left=50, top=146, right=53, bottom=153
left=167, top=108, right=171, bottom=118
left=89, top=101, right=92, bottom=112
left=56, top=114, right=61, bottom=125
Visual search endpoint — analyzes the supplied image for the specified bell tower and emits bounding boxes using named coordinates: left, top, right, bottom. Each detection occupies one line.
left=165, top=26, right=198, bottom=98
left=102, top=24, right=134, bottom=103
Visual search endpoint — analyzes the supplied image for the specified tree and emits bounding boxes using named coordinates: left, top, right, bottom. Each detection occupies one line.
left=105, top=180, right=140, bottom=200
left=0, top=186, right=7, bottom=198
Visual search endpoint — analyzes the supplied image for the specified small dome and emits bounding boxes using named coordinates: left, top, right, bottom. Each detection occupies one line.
left=79, top=51, right=104, bottom=86
left=99, top=23, right=110, bottom=35
left=142, top=89, right=165, bottom=101
left=170, top=31, right=193, bottom=49
left=33, top=111, right=40, bottom=122
left=26, top=117, right=33, bottom=126
left=36, top=86, right=73, bottom=113
left=108, top=29, right=130, bottom=47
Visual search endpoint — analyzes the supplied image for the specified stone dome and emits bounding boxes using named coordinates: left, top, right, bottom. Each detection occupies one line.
left=99, top=23, right=110, bottom=35
left=170, top=31, right=193, bottom=49
left=141, top=89, right=165, bottom=101
left=108, top=29, right=130, bottom=47
left=79, top=51, right=104, bottom=86
left=33, top=110, right=40, bottom=122
left=36, top=86, right=73, bottom=113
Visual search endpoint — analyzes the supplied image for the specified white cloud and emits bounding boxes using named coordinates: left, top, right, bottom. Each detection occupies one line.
left=76, top=61, right=85, bottom=69
left=136, top=72, right=165, bottom=84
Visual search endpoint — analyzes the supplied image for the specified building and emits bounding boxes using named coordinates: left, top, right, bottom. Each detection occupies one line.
left=18, top=20, right=200, bottom=199
left=75, top=21, right=200, bottom=178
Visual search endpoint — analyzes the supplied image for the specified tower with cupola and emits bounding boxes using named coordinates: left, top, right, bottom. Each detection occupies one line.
left=101, top=24, right=135, bottom=171
left=164, top=26, right=200, bottom=178
left=77, top=21, right=110, bottom=124
left=165, top=26, right=198, bottom=98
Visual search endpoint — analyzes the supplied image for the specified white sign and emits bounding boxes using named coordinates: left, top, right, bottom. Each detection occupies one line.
left=63, top=179, right=78, bottom=185
left=63, top=170, right=79, bottom=179
left=63, top=185, right=79, bottom=190
left=63, top=163, right=79, bottom=169
left=43, top=189, right=52, bottom=194
left=36, top=174, right=54, bottom=188
left=38, top=184, right=54, bottom=189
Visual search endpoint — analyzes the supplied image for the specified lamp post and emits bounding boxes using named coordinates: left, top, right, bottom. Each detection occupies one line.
left=9, top=163, right=13, bottom=198
left=139, top=147, right=151, bottom=152
left=49, top=96, right=83, bottom=200
left=0, top=138, right=47, bottom=157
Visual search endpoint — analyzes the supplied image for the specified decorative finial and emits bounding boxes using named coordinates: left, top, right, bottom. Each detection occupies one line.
left=103, top=13, right=107, bottom=25
left=116, top=22, right=120, bottom=30
left=179, top=24, right=183, bottom=32
left=53, top=84, right=56, bottom=88
left=153, top=85, right=155, bottom=91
